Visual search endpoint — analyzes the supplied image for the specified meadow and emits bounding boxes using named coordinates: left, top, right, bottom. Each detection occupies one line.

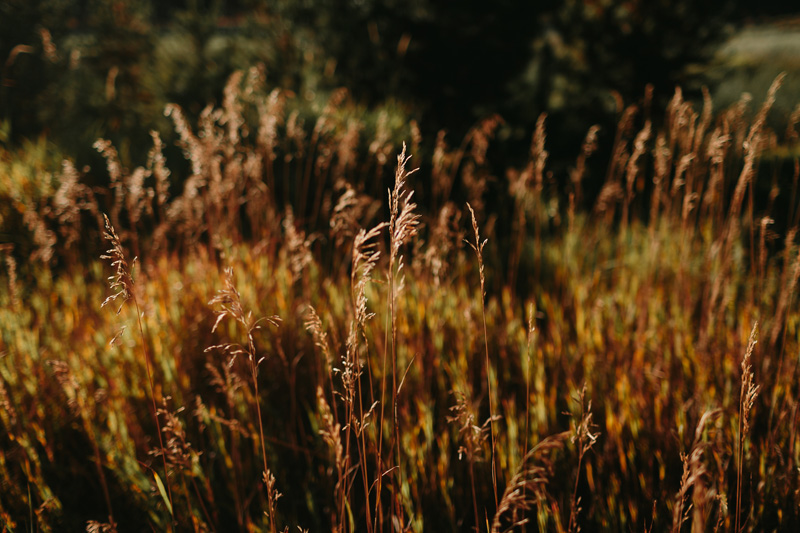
left=1, top=70, right=799, bottom=532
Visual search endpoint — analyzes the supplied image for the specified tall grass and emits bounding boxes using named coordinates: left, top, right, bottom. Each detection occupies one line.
left=101, top=214, right=171, bottom=530
left=1, top=70, right=800, bottom=532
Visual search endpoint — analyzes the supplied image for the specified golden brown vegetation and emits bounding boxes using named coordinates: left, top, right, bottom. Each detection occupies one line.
left=1, top=71, right=800, bottom=532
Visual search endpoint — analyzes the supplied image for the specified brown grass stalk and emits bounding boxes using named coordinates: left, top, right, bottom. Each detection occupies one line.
left=466, top=202, right=498, bottom=512
left=671, top=410, right=721, bottom=533
left=350, top=222, right=385, bottom=533
left=567, top=386, right=599, bottom=533
left=735, top=324, right=760, bottom=533
left=100, top=215, right=174, bottom=526
left=491, top=433, right=569, bottom=533
left=208, top=267, right=282, bottom=533
left=377, top=142, right=419, bottom=529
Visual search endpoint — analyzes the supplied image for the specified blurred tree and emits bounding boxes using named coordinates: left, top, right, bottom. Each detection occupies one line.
left=3, top=0, right=798, bottom=171
left=273, top=0, right=756, bottom=169
left=1, top=0, right=76, bottom=141
left=275, top=0, right=548, bottom=137
left=42, top=0, right=160, bottom=160
left=506, top=0, right=738, bottom=127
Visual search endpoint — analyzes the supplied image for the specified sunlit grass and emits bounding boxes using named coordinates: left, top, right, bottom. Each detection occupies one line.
left=1, top=71, right=799, bottom=532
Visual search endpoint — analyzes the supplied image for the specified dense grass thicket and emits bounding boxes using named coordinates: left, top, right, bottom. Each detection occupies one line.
left=1, top=71, right=800, bottom=532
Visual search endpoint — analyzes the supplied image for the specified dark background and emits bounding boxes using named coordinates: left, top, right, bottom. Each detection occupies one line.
left=1, top=0, right=799, bottom=181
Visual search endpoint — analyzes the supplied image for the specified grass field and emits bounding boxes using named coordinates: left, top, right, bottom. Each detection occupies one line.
left=1, top=71, right=800, bottom=532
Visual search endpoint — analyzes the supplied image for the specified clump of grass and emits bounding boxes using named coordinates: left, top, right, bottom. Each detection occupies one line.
left=207, top=266, right=282, bottom=533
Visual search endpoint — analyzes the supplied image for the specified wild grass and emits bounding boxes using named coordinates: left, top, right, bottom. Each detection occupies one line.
left=1, top=71, right=800, bottom=532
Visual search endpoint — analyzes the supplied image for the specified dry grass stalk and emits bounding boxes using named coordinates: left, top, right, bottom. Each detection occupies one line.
left=94, top=140, right=125, bottom=230
left=0, top=372, right=16, bottom=428
left=523, top=305, right=535, bottom=471
left=725, top=74, right=784, bottom=252
left=570, top=125, right=601, bottom=207
left=490, top=433, right=569, bottom=533
left=421, top=203, right=462, bottom=287
left=409, top=119, right=422, bottom=155
left=468, top=114, right=504, bottom=167
left=307, top=89, right=350, bottom=225
left=348, top=222, right=385, bottom=533
left=1, top=246, right=19, bottom=311
left=165, top=104, right=204, bottom=179
left=621, top=121, right=652, bottom=233
left=100, top=215, right=134, bottom=314
left=155, top=398, right=215, bottom=529
left=257, top=88, right=285, bottom=167
left=22, top=206, right=56, bottom=263
left=432, top=130, right=453, bottom=206
left=757, top=217, right=775, bottom=295
left=306, top=305, right=348, bottom=531
left=221, top=71, right=245, bottom=149
left=49, top=358, right=116, bottom=531
left=101, top=214, right=174, bottom=522
left=693, top=87, right=714, bottom=156
left=208, top=266, right=281, bottom=533
left=605, top=104, right=638, bottom=186
left=334, top=119, right=362, bottom=180
left=86, top=520, right=119, bottom=533
left=703, top=78, right=784, bottom=342
left=508, top=113, right=548, bottom=285
left=38, top=27, right=57, bottom=62
left=379, top=142, right=420, bottom=528
left=461, top=118, right=504, bottom=215
left=769, top=229, right=800, bottom=348
left=735, top=324, right=760, bottom=533
left=530, top=113, right=548, bottom=194
left=671, top=410, right=722, bottom=533
left=567, top=386, right=599, bottom=533
left=701, top=126, right=730, bottom=221
left=448, top=391, right=496, bottom=530
left=786, top=103, right=800, bottom=224
left=283, top=206, right=313, bottom=283
left=53, top=160, right=99, bottom=253
left=156, top=400, right=195, bottom=475
left=147, top=131, right=171, bottom=219
left=204, top=356, right=247, bottom=527
left=330, top=182, right=372, bottom=250
left=466, top=201, right=498, bottom=511
left=316, top=385, right=345, bottom=531
left=94, top=138, right=156, bottom=257
left=461, top=161, right=488, bottom=215
left=368, top=110, right=392, bottom=170
left=305, top=306, right=335, bottom=390
left=351, top=225, right=385, bottom=345
left=594, top=181, right=623, bottom=218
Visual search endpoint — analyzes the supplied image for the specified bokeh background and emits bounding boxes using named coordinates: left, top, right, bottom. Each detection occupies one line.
left=2, top=0, right=799, bottom=169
